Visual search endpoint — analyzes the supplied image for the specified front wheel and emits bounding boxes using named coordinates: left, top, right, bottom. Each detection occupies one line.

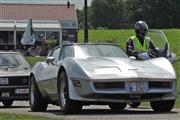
left=2, top=100, right=13, bottom=107
left=29, top=75, right=48, bottom=112
left=109, top=103, right=127, bottom=110
left=58, top=71, right=82, bottom=114
left=150, top=100, right=175, bottom=112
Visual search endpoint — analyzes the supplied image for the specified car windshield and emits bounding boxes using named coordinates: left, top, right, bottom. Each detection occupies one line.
left=0, top=53, right=31, bottom=69
left=73, top=44, right=127, bottom=59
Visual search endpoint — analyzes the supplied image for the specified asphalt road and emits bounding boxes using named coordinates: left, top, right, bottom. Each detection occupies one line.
left=0, top=101, right=180, bottom=120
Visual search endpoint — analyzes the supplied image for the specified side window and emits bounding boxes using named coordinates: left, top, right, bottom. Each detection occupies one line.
left=60, top=46, right=73, bottom=60
left=51, top=48, right=61, bottom=62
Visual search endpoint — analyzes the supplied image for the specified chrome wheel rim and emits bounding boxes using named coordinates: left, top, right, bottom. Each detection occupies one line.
left=60, top=78, right=66, bottom=108
left=30, top=79, right=35, bottom=106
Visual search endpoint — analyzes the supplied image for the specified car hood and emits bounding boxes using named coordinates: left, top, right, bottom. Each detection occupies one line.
left=76, top=57, right=176, bottom=79
left=0, top=68, right=30, bottom=77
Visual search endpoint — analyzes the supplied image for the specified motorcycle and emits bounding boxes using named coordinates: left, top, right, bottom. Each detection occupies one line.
left=128, top=30, right=176, bottom=108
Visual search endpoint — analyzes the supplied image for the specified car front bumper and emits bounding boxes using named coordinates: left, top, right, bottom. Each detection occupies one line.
left=69, top=78, right=176, bottom=103
left=0, top=86, right=29, bottom=101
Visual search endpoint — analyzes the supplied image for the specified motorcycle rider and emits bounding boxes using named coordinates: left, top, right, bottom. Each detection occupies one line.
left=126, top=20, right=155, bottom=108
left=126, top=20, right=157, bottom=59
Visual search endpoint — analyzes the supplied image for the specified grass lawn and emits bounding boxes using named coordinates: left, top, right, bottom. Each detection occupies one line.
left=78, top=29, right=180, bottom=55
left=26, top=56, right=46, bottom=66
left=0, top=113, right=63, bottom=120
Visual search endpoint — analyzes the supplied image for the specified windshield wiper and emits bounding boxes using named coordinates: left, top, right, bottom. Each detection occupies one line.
left=0, top=67, right=7, bottom=69
left=0, top=66, right=29, bottom=71
left=21, top=67, right=29, bottom=70
left=0, top=66, right=18, bottom=69
left=6, top=66, right=19, bottom=68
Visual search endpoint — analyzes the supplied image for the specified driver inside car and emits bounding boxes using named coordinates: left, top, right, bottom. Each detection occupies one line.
left=126, top=20, right=157, bottom=60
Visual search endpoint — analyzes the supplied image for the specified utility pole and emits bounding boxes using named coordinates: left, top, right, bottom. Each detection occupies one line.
left=84, top=0, right=88, bottom=43
left=14, top=21, right=17, bottom=50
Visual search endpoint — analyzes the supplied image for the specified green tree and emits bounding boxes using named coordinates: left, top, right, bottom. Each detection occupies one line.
left=77, top=7, right=94, bottom=29
left=126, top=0, right=180, bottom=28
left=77, top=0, right=179, bottom=29
left=91, top=0, right=128, bottom=29
left=77, top=9, right=84, bottom=29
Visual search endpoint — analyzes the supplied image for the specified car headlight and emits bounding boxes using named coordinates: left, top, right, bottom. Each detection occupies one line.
left=92, top=67, right=121, bottom=75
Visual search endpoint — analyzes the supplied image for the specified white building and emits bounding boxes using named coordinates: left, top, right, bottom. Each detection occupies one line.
left=0, top=3, right=78, bottom=50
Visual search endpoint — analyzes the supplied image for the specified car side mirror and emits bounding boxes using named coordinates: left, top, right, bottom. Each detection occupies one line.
left=46, top=57, right=55, bottom=64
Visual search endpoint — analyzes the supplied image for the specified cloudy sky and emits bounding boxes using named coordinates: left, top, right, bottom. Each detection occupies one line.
left=0, top=0, right=92, bottom=8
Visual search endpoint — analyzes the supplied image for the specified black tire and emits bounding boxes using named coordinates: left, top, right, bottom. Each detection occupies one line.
left=29, top=75, right=48, bottom=112
left=2, top=100, right=13, bottom=107
left=128, top=102, right=141, bottom=108
left=58, top=71, right=82, bottom=114
left=150, top=100, right=175, bottom=112
left=109, top=103, right=127, bottom=110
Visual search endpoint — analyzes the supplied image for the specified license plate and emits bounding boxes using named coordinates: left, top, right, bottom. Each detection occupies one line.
left=15, top=89, right=29, bottom=94
left=1, top=92, right=9, bottom=97
left=0, top=78, right=9, bottom=85
left=129, top=82, right=145, bottom=92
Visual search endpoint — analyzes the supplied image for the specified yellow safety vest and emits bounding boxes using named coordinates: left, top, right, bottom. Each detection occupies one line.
left=130, top=36, right=150, bottom=52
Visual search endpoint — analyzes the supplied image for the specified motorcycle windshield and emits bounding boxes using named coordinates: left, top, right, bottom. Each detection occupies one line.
left=148, top=30, right=169, bottom=50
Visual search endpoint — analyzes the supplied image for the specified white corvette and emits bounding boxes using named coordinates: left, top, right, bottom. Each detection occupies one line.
left=29, top=42, right=176, bottom=114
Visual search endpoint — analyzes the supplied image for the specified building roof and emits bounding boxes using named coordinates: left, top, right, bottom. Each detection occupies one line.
left=0, top=20, right=62, bottom=31
left=0, top=3, right=77, bottom=21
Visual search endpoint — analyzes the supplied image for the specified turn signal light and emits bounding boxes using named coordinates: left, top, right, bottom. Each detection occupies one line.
left=72, top=80, right=81, bottom=87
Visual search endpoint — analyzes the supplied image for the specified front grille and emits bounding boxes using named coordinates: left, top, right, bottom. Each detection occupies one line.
left=0, top=87, right=29, bottom=100
left=94, top=82, right=125, bottom=90
left=0, top=76, right=29, bottom=86
left=149, top=81, right=172, bottom=89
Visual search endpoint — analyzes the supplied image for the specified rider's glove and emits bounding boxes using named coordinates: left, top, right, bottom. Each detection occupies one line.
left=148, top=49, right=158, bottom=58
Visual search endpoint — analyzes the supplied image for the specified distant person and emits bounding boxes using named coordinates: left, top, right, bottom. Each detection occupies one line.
left=126, top=21, right=156, bottom=59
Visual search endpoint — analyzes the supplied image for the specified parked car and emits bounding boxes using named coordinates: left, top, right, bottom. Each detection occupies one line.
left=29, top=43, right=176, bottom=114
left=0, top=52, right=31, bottom=107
